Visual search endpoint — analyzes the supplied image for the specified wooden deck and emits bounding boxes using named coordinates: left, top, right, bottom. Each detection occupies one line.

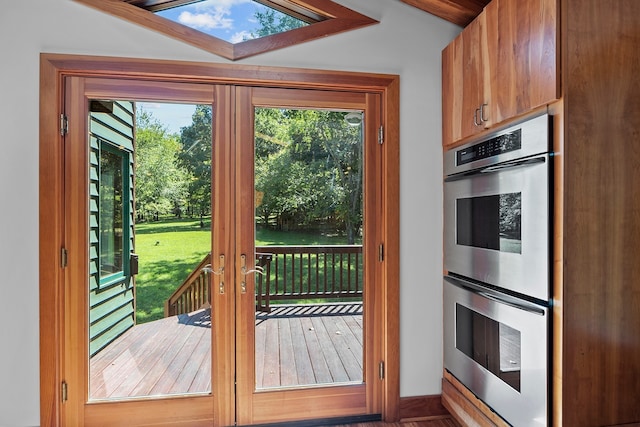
left=256, top=303, right=363, bottom=389
left=89, top=308, right=212, bottom=399
left=89, top=303, right=362, bottom=400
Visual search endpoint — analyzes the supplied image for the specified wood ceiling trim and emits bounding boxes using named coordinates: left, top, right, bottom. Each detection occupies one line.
left=399, top=0, right=489, bottom=27
left=73, top=0, right=377, bottom=61
left=124, top=0, right=201, bottom=13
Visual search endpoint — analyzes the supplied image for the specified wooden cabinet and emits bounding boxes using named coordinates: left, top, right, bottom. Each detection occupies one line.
left=442, top=12, right=489, bottom=146
left=442, top=0, right=558, bottom=147
left=485, top=0, right=557, bottom=125
left=442, top=1, right=640, bottom=426
left=553, top=1, right=640, bottom=425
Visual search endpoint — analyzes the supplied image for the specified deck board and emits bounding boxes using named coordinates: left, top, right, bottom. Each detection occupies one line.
left=290, top=317, right=316, bottom=385
left=311, top=316, right=351, bottom=383
left=90, top=309, right=212, bottom=399
left=300, top=316, right=333, bottom=383
left=89, top=303, right=363, bottom=399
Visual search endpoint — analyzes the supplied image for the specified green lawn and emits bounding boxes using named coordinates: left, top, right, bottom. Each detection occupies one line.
left=135, top=218, right=211, bottom=323
left=134, top=218, right=353, bottom=323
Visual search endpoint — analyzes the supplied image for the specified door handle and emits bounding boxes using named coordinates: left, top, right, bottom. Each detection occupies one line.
left=479, top=103, right=489, bottom=123
left=240, top=254, right=264, bottom=294
left=202, top=254, right=225, bottom=294
left=473, top=108, right=481, bottom=126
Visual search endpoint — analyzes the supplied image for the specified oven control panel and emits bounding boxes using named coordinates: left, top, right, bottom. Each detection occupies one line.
left=456, top=129, right=522, bottom=166
left=445, top=113, right=550, bottom=177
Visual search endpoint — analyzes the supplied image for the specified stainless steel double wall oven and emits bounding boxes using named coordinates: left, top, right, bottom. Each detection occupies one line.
left=443, top=114, right=552, bottom=426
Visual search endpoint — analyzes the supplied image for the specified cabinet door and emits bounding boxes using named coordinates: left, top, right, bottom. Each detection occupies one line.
left=442, top=12, right=489, bottom=147
left=442, top=33, right=463, bottom=146
left=486, top=0, right=558, bottom=124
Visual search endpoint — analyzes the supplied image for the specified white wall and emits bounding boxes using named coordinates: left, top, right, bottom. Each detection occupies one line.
left=0, top=1, right=459, bottom=425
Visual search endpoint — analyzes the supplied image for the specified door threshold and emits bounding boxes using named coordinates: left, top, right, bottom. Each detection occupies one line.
left=242, top=414, right=382, bottom=427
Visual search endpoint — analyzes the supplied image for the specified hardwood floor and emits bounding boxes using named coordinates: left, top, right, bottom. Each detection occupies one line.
left=333, top=419, right=459, bottom=427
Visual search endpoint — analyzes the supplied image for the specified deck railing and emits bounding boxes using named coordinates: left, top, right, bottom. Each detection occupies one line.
left=165, top=245, right=363, bottom=316
left=254, top=245, right=363, bottom=312
left=164, top=254, right=211, bottom=317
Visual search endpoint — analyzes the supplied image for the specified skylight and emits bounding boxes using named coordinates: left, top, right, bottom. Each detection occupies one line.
left=153, top=1, right=313, bottom=44
left=75, top=0, right=378, bottom=60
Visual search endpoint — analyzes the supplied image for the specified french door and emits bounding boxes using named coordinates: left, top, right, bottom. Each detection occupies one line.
left=61, top=75, right=385, bottom=426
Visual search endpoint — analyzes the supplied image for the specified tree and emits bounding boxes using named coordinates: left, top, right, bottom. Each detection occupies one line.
left=255, top=148, right=334, bottom=230
left=293, top=110, right=363, bottom=243
left=254, top=108, right=363, bottom=243
left=178, top=105, right=213, bottom=218
left=134, top=109, right=189, bottom=220
left=251, top=8, right=305, bottom=39
left=315, top=112, right=363, bottom=244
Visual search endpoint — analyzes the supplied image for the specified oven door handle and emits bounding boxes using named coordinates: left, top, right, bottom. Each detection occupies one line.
left=444, top=275, right=547, bottom=316
left=444, top=155, right=547, bottom=182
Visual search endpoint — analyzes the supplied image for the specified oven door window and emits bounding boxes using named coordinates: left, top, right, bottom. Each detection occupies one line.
left=456, top=303, right=521, bottom=391
left=456, top=192, right=521, bottom=254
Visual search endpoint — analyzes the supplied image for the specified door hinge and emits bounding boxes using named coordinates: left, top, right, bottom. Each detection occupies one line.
left=61, top=381, right=68, bottom=402
left=61, top=247, right=68, bottom=268
left=60, top=114, right=68, bottom=136
left=379, top=361, right=385, bottom=380
left=378, top=244, right=384, bottom=262
left=378, top=126, right=384, bottom=145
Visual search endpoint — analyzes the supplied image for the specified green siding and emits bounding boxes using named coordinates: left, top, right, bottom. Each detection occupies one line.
left=89, top=279, right=133, bottom=307
left=89, top=300, right=135, bottom=356
left=89, top=100, right=136, bottom=357
left=89, top=101, right=135, bottom=151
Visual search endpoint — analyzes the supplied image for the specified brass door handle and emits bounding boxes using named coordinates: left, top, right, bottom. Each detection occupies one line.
left=240, top=254, right=264, bottom=294
left=202, top=254, right=225, bottom=294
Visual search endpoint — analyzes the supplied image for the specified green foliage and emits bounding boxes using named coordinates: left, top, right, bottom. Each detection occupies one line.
left=134, top=109, right=189, bottom=219
left=178, top=105, right=212, bottom=217
left=251, top=8, right=306, bottom=39
left=499, top=193, right=521, bottom=237
left=254, top=108, right=363, bottom=243
left=135, top=100, right=363, bottom=244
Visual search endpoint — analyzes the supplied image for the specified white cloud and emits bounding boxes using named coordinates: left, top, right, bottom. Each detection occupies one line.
left=176, top=0, right=255, bottom=31
left=230, top=30, right=254, bottom=43
left=178, top=9, right=233, bottom=30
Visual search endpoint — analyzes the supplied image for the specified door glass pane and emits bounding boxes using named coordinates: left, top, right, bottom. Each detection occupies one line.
left=88, top=100, right=213, bottom=400
left=253, top=108, right=364, bottom=389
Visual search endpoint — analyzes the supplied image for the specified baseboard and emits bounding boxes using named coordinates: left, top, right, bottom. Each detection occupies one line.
left=399, top=394, right=451, bottom=421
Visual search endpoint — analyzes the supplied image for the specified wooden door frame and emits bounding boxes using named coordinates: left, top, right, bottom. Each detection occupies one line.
left=39, top=53, right=400, bottom=426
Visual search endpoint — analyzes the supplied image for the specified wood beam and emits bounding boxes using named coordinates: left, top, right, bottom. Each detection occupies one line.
left=399, top=0, right=489, bottom=27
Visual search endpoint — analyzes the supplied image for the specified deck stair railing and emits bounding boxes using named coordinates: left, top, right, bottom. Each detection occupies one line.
left=165, top=245, right=363, bottom=316
left=164, top=253, right=212, bottom=317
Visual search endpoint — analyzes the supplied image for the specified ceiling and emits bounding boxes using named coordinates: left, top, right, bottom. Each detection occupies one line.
left=126, top=0, right=490, bottom=29
left=399, top=0, right=490, bottom=27
left=79, top=0, right=487, bottom=61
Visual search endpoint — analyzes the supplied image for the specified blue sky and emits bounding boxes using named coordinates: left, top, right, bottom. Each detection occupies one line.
left=137, top=102, right=198, bottom=134
left=156, top=0, right=269, bottom=43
